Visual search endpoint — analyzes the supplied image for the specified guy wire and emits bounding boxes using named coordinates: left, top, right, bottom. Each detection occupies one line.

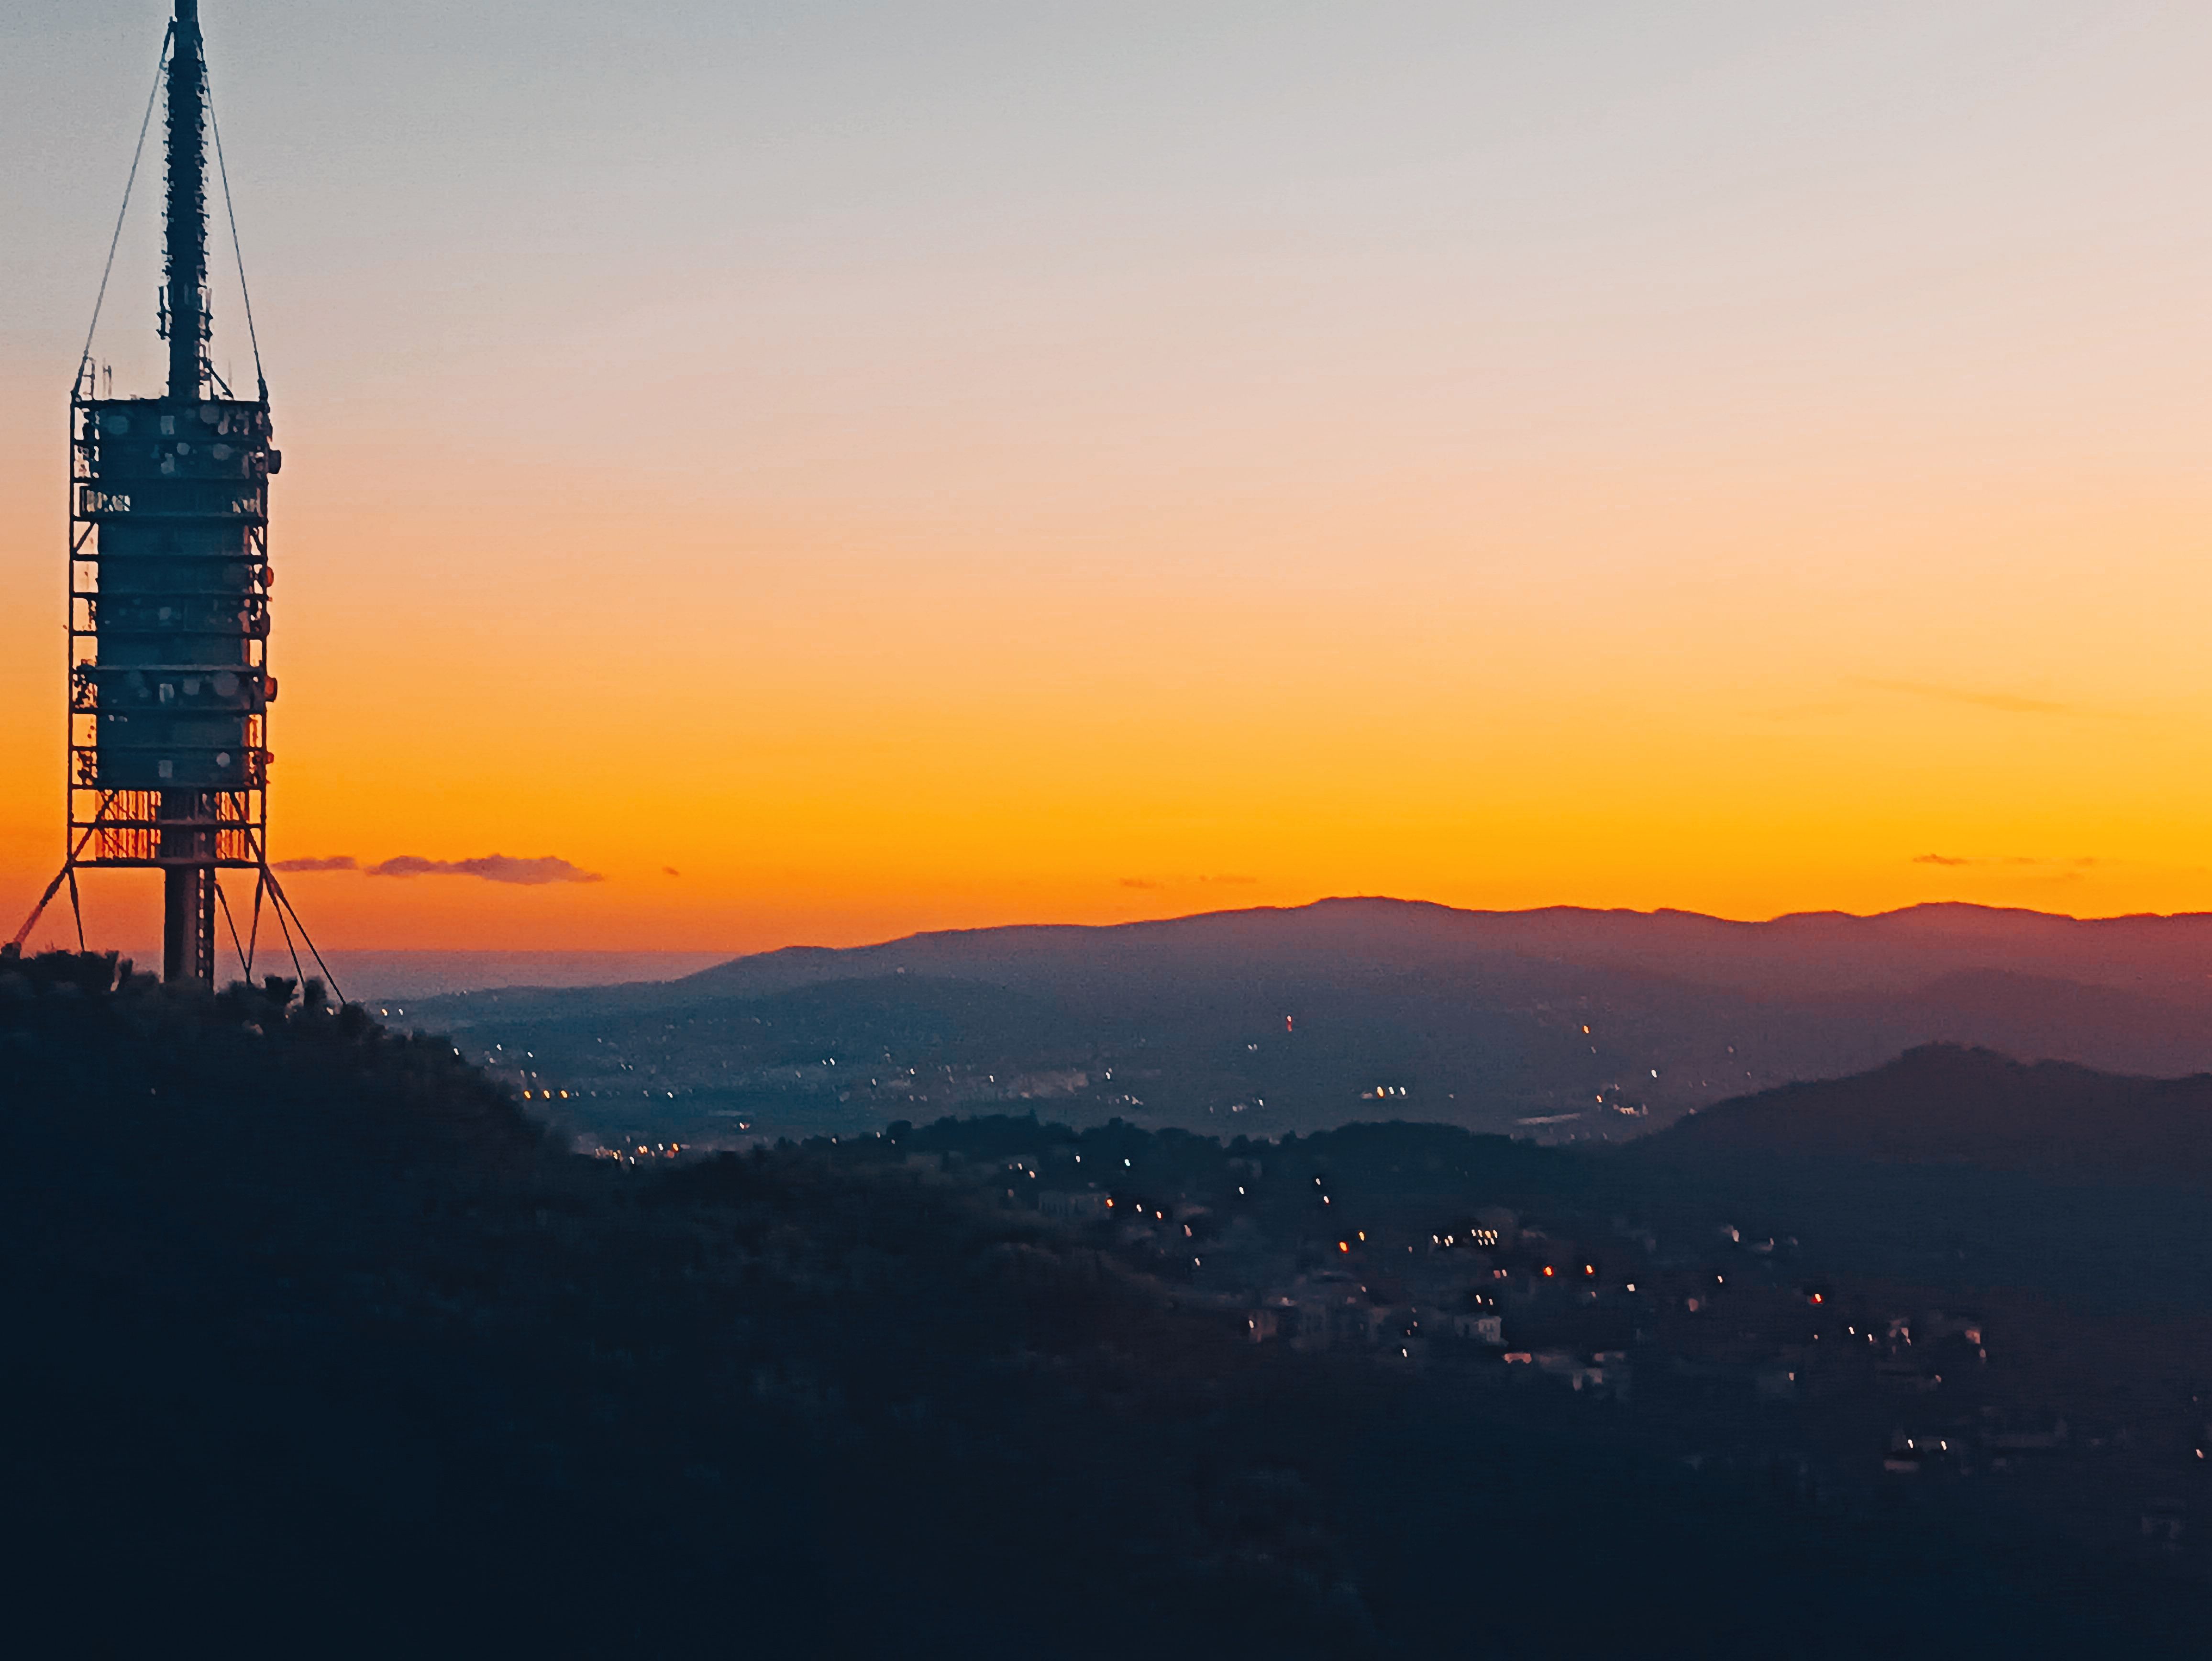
left=76, top=24, right=173, bottom=387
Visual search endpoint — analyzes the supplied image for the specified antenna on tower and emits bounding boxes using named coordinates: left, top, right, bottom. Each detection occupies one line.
left=163, top=0, right=210, bottom=401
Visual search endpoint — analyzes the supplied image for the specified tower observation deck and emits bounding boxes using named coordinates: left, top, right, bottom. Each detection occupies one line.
left=16, top=1, right=330, bottom=991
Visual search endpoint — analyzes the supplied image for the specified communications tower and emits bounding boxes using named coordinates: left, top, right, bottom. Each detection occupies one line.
left=14, top=0, right=329, bottom=990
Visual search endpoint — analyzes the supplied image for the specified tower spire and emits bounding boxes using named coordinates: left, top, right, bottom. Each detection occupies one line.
left=163, top=0, right=208, bottom=400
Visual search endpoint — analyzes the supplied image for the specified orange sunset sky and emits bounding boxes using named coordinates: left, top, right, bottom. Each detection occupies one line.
left=6, top=2, right=2212, bottom=954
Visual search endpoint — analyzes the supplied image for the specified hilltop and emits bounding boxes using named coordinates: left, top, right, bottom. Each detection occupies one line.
left=1639, top=1044, right=2212, bottom=1185
left=1613, top=1044, right=2212, bottom=1311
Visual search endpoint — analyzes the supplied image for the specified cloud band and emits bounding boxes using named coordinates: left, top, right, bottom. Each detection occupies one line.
left=272, top=853, right=603, bottom=885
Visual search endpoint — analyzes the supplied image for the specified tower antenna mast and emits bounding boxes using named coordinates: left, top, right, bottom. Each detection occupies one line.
left=165, top=0, right=209, bottom=403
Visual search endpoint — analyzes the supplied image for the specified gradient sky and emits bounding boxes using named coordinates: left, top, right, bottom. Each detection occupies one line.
left=7, top=1, right=2212, bottom=954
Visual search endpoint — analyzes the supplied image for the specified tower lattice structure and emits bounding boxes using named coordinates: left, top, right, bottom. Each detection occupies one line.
left=16, top=0, right=330, bottom=991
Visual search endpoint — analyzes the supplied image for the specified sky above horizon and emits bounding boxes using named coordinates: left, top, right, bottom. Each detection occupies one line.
left=6, top=1, right=2212, bottom=956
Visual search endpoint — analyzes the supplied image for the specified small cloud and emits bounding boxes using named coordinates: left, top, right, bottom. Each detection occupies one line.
left=1913, top=853, right=1970, bottom=866
left=663, top=866, right=682, bottom=877
left=272, top=855, right=358, bottom=872
left=1852, top=677, right=2076, bottom=716
left=366, top=853, right=603, bottom=886
left=1120, top=877, right=1164, bottom=890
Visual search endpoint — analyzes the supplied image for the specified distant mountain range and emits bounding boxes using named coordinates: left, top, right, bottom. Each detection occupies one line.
left=409, top=898, right=2212, bottom=1142
left=687, top=897, right=2212, bottom=1003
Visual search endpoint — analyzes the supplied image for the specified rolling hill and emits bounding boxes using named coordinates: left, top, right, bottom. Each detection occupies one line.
left=1639, top=1043, right=2212, bottom=1185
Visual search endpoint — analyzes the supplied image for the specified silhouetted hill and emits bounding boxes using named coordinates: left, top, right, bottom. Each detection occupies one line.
left=1640, top=1044, right=2212, bottom=1186
left=9, top=947, right=2208, bottom=1656
left=0, top=950, right=1416, bottom=1654
left=1607, top=1046, right=2212, bottom=1312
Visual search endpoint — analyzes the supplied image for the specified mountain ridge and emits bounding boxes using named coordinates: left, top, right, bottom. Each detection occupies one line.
left=682, top=897, right=2212, bottom=1002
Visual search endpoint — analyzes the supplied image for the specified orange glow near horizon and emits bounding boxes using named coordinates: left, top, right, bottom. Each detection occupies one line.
left=11, top=423, right=2212, bottom=956
left=8, top=9, right=2212, bottom=957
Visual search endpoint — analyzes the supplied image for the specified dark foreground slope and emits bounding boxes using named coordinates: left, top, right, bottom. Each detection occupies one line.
left=2, top=950, right=2205, bottom=1658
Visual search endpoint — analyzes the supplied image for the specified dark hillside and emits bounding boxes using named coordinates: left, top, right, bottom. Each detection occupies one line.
left=1611, top=1046, right=2212, bottom=1310
left=3, top=950, right=2206, bottom=1656
left=1639, top=1044, right=2212, bottom=1185
left=0, top=950, right=1384, bottom=1654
